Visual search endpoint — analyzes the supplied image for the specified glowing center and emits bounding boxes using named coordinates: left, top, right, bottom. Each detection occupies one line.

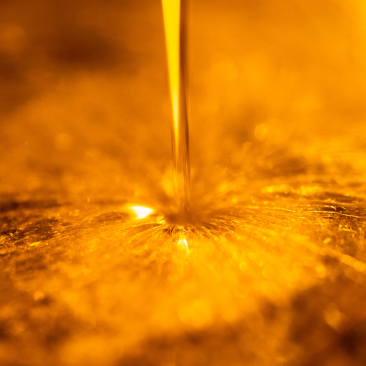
left=178, top=237, right=189, bottom=252
left=130, top=206, right=154, bottom=219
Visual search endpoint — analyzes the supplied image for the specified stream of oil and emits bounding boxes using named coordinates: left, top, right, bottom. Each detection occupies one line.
left=162, top=0, right=190, bottom=221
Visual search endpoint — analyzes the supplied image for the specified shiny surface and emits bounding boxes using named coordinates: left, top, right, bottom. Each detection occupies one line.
left=1, top=0, right=366, bottom=365
left=162, top=0, right=190, bottom=218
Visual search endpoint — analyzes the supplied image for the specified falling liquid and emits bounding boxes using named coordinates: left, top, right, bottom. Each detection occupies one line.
left=162, top=0, right=190, bottom=221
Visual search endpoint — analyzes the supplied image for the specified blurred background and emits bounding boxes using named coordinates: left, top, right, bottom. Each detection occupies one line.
left=2, top=0, right=366, bottom=200
left=2, top=0, right=366, bottom=365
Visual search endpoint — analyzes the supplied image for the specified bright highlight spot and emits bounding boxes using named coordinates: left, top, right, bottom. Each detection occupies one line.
left=129, top=206, right=154, bottom=220
left=178, top=237, right=189, bottom=252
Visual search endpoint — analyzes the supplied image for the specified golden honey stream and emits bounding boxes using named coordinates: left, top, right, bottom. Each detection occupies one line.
left=162, top=0, right=190, bottom=220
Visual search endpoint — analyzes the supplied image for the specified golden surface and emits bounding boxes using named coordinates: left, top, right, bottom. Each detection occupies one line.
left=1, top=0, right=366, bottom=365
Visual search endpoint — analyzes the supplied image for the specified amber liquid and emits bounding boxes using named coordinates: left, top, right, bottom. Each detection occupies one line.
left=162, top=0, right=191, bottom=221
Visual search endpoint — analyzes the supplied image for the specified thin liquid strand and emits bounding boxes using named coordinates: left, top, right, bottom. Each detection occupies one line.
left=162, top=0, right=190, bottom=219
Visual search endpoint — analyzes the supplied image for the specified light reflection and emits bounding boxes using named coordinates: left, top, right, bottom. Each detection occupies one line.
left=129, top=206, right=154, bottom=220
left=161, top=0, right=180, bottom=134
left=177, top=236, right=189, bottom=252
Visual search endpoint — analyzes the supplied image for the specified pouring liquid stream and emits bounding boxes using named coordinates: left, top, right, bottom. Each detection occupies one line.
left=162, top=0, right=191, bottom=223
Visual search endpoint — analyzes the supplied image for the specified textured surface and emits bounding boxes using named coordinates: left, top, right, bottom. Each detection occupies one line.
left=1, top=0, right=366, bottom=365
